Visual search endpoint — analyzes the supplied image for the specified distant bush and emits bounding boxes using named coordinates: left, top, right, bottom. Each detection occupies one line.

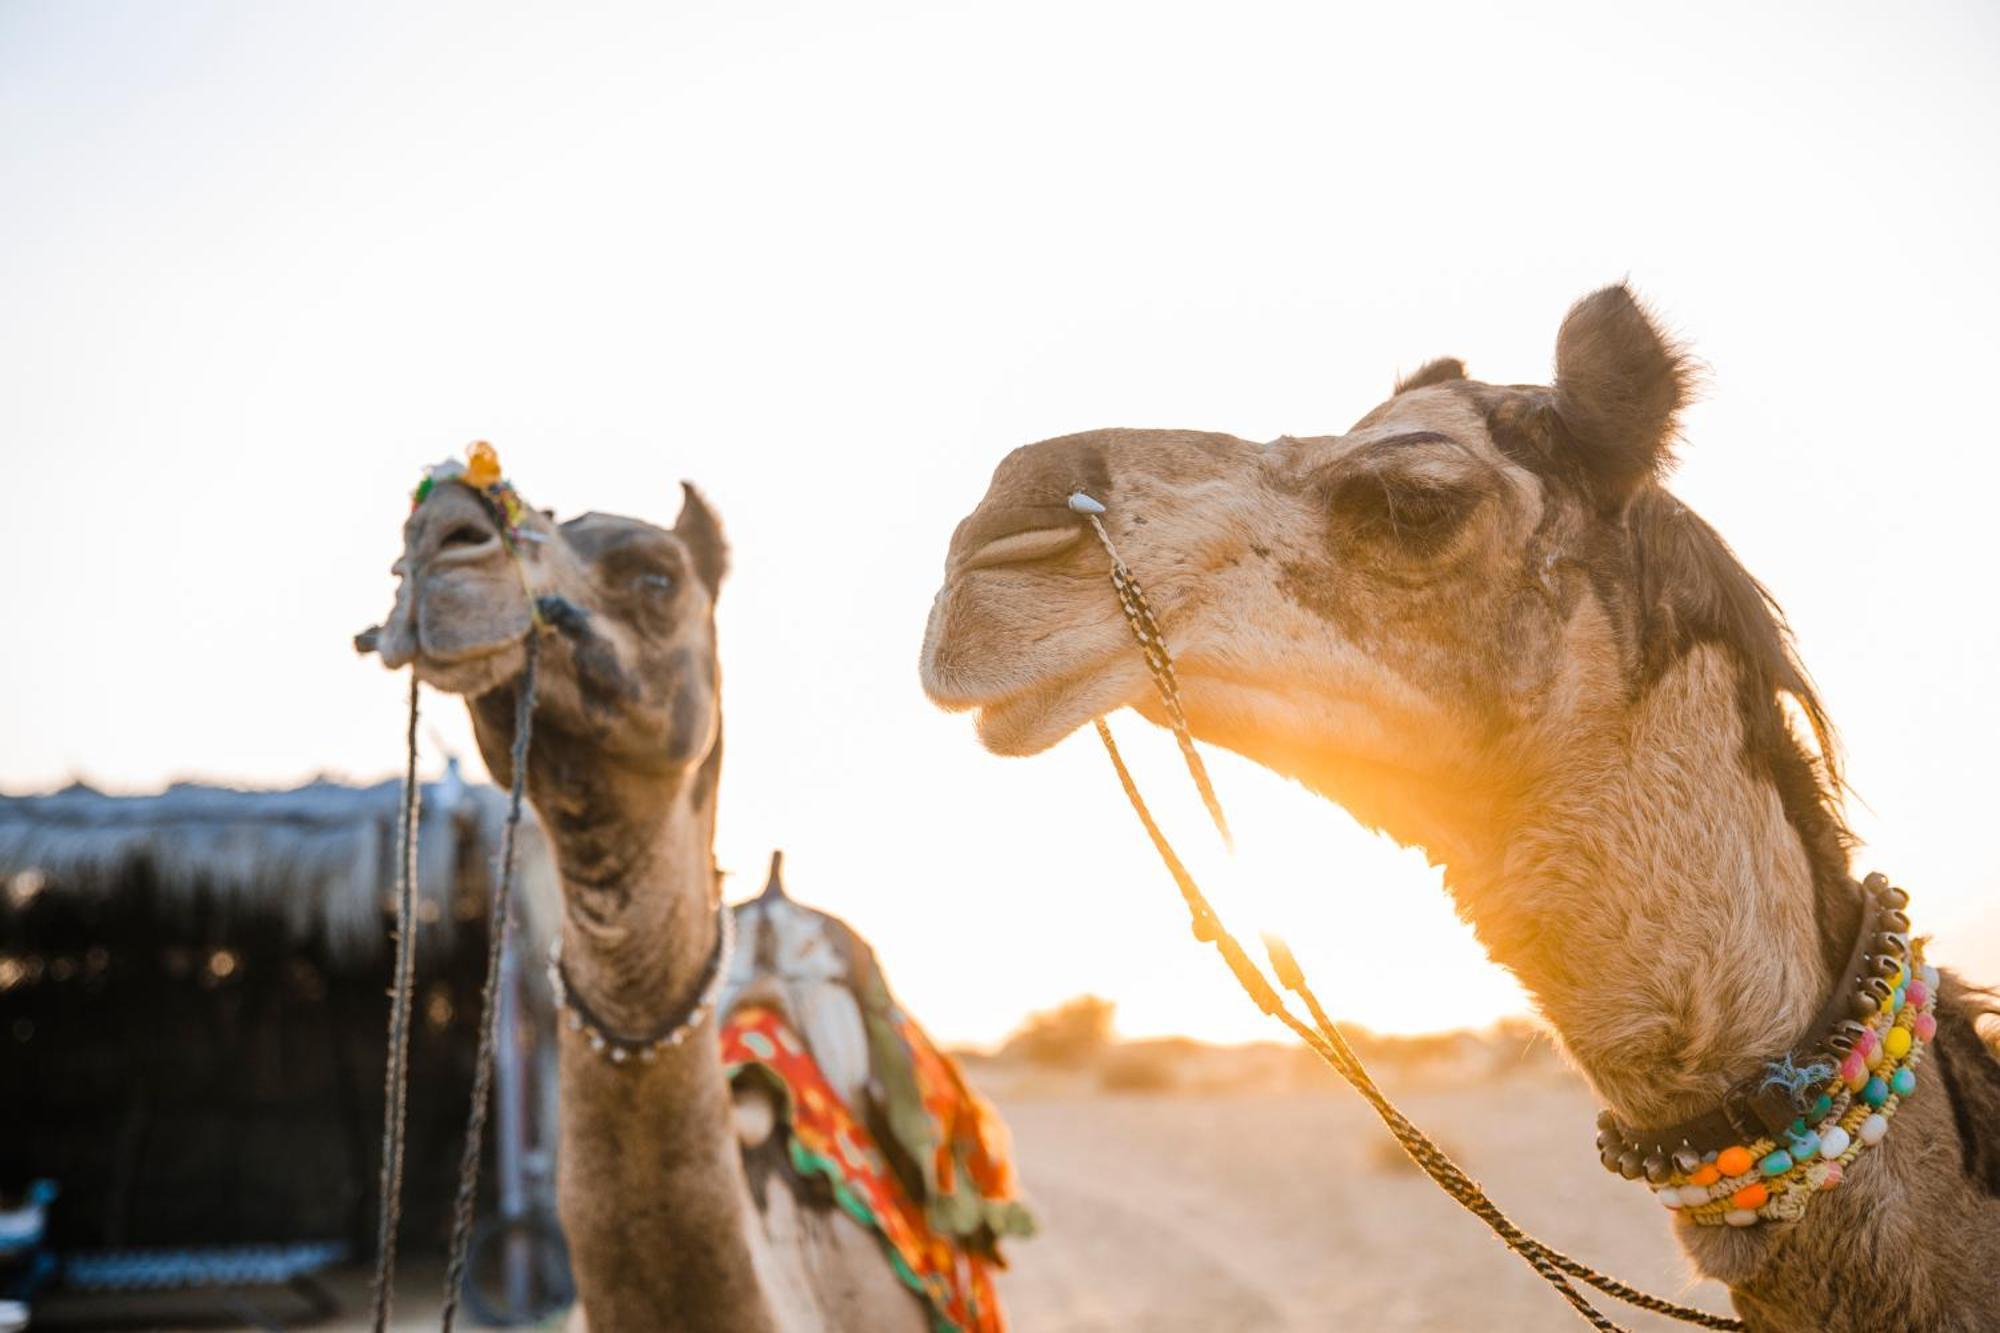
left=1099, top=1042, right=1183, bottom=1093
left=1003, top=994, right=1116, bottom=1068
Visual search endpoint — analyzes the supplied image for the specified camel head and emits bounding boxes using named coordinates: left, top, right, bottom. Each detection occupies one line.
left=922, top=286, right=1832, bottom=862
left=372, top=474, right=728, bottom=806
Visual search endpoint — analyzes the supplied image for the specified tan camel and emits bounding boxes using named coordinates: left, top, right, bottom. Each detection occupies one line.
left=920, top=286, right=2000, bottom=1332
left=373, top=480, right=929, bottom=1332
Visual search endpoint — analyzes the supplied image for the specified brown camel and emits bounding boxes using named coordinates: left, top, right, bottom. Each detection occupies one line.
left=373, top=480, right=930, bottom=1332
left=919, top=286, right=2000, bottom=1332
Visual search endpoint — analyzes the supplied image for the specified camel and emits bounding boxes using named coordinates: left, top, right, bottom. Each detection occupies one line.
left=919, top=285, right=2000, bottom=1332
left=372, top=478, right=932, bottom=1332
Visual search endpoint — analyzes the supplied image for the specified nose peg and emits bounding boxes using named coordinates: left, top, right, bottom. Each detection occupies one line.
left=1067, top=491, right=1106, bottom=515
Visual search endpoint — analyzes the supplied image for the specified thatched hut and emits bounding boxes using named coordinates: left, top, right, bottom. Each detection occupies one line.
left=0, top=768, right=559, bottom=1263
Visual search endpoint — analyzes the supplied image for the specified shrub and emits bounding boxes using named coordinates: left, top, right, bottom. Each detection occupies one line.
left=1002, top=994, right=1115, bottom=1068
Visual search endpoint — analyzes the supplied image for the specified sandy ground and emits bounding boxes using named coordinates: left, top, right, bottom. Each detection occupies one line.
left=45, top=1048, right=1735, bottom=1332
left=980, top=1067, right=1736, bottom=1332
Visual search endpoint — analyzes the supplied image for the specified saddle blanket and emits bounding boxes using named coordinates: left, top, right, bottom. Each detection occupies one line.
left=721, top=1004, right=1024, bottom=1332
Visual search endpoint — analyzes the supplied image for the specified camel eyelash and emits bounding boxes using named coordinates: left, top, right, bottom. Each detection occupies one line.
left=1333, top=473, right=1480, bottom=539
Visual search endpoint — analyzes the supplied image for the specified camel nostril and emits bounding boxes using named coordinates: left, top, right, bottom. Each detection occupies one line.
left=440, top=522, right=495, bottom=550
left=954, top=524, right=1086, bottom=575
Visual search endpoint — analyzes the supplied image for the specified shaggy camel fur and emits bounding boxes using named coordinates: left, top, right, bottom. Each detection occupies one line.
left=376, top=483, right=928, bottom=1332
left=920, top=286, right=2000, bottom=1332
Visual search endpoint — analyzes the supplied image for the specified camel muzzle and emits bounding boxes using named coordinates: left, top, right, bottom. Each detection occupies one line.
left=364, top=485, right=536, bottom=686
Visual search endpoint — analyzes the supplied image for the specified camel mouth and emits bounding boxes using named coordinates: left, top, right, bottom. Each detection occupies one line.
left=921, top=569, right=1144, bottom=755
left=411, top=637, right=530, bottom=700
left=375, top=544, right=535, bottom=697
left=964, top=657, right=1144, bottom=755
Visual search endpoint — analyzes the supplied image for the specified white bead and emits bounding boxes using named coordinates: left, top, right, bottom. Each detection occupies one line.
left=1921, top=964, right=1940, bottom=990
left=1819, top=1126, right=1852, bottom=1159
left=1724, top=1209, right=1759, bottom=1228
left=1678, top=1185, right=1710, bottom=1208
left=609, top=1046, right=627, bottom=1064
left=1657, top=1187, right=1682, bottom=1209
left=1859, top=1113, right=1889, bottom=1145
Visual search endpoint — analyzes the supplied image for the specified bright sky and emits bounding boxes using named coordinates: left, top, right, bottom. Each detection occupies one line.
left=5, top=2, right=1997, bottom=1047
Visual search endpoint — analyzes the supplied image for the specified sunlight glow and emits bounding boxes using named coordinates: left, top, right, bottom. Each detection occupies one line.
left=3, top=0, right=1996, bottom=1048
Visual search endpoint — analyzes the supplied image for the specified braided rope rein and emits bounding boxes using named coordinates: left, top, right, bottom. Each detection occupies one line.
left=440, top=632, right=539, bottom=1331
left=1078, top=508, right=1743, bottom=1333
left=369, top=637, right=540, bottom=1332
left=369, top=674, right=424, bottom=1331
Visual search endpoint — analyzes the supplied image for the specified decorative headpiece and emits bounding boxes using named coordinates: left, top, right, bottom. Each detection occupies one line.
left=411, top=441, right=536, bottom=554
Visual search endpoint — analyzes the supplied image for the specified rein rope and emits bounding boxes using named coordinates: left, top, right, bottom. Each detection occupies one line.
left=440, top=632, right=538, bottom=1333
left=369, top=673, right=424, bottom=1331
left=1077, top=506, right=1744, bottom=1333
left=370, top=640, right=539, bottom=1332
left=370, top=449, right=546, bottom=1331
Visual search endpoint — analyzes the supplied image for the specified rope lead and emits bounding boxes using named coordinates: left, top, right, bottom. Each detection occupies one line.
left=1079, top=502, right=1743, bottom=1333
left=441, top=632, right=539, bottom=1331
left=371, top=634, right=541, bottom=1333
left=370, top=674, right=423, bottom=1332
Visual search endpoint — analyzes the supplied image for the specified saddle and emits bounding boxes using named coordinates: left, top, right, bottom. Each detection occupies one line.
left=717, top=855, right=1033, bottom=1331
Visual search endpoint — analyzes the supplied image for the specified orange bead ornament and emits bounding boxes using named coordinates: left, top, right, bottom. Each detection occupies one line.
left=464, top=440, right=503, bottom=489
left=1730, top=1181, right=1769, bottom=1211
left=1716, top=1146, right=1754, bottom=1178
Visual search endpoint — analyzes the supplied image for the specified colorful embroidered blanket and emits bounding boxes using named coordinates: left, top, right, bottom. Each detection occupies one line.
left=721, top=1004, right=1027, bottom=1332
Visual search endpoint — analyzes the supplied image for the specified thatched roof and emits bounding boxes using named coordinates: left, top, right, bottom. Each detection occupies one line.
left=0, top=766, right=557, bottom=969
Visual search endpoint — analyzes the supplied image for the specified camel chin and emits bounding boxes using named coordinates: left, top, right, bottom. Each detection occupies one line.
left=412, top=639, right=529, bottom=701
left=965, top=660, right=1149, bottom=757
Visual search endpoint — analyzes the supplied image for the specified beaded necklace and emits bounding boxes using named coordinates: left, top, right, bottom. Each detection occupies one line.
left=1594, top=873, right=1936, bottom=1227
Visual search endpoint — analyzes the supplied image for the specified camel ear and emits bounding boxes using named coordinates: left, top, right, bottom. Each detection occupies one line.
left=1552, top=285, right=1692, bottom=504
left=674, top=482, right=729, bottom=598
left=1395, top=357, right=1466, bottom=394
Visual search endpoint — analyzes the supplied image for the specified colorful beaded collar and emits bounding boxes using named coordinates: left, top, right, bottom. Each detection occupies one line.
left=1595, top=872, right=1935, bottom=1227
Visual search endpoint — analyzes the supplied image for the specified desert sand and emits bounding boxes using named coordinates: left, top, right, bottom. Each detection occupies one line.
left=976, top=1042, right=1736, bottom=1332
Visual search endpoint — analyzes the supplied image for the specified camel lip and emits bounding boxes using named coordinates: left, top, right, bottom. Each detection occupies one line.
left=920, top=641, right=1098, bottom=714
left=410, top=636, right=530, bottom=699
left=925, top=645, right=1134, bottom=739
left=418, top=631, right=525, bottom=668
left=968, top=654, right=1150, bottom=755
left=951, top=525, right=1086, bottom=576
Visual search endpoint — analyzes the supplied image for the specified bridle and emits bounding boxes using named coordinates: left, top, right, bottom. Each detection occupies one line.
left=1067, top=490, right=1746, bottom=1333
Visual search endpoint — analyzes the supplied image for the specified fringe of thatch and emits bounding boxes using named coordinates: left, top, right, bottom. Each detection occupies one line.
left=0, top=769, right=556, bottom=971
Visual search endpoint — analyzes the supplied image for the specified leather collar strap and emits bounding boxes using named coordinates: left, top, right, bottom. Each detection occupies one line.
left=546, top=901, right=736, bottom=1066
left=1598, top=873, right=1912, bottom=1172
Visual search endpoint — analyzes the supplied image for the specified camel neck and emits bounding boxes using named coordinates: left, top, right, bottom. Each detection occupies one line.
left=536, top=771, right=780, bottom=1332
left=553, top=785, right=719, bottom=1036
left=1454, top=646, right=1839, bottom=1129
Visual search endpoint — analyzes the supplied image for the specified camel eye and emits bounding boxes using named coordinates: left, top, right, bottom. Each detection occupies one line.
left=1335, top=474, right=1478, bottom=557
left=635, top=571, right=675, bottom=597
